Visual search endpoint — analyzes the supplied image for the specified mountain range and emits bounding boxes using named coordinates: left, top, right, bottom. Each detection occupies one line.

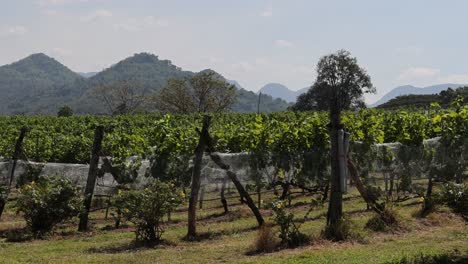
left=369, top=84, right=467, bottom=107
left=257, top=82, right=467, bottom=107
left=259, top=83, right=309, bottom=103
left=0, top=53, right=290, bottom=115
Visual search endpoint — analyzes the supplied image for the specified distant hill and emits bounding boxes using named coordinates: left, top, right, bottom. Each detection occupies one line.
left=371, top=84, right=467, bottom=107
left=0, top=53, right=290, bottom=115
left=377, top=86, right=468, bottom=109
left=0, top=53, right=88, bottom=114
left=227, top=80, right=291, bottom=112
left=78, top=72, right=98, bottom=78
left=259, top=83, right=309, bottom=102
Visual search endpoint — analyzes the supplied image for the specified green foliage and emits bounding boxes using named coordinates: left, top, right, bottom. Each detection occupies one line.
left=385, top=252, right=467, bottom=264
left=15, top=176, right=83, bottom=237
left=437, top=182, right=468, bottom=218
left=113, top=180, right=184, bottom=244
left=16, top=163, right=44, bottom=187
left=0, top=52, right=290, bottom=115
left=155, top=70, right=237, bottom=113
left=292, top=49, right=375, bottom=112
left=322, top=217, right=352, bottom=241
left=57, top=105, right=73, bottom=117
left=270, top=200, right=308, bottom=247
left=365, top=215, right=389, bottom=232
left=378, top=86, right=468, bottom=110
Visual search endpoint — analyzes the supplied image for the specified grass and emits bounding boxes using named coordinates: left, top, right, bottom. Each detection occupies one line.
left=0, top=186, right=467, bottom=264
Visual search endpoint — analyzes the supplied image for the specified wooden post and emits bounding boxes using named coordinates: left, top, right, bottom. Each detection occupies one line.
left=78, top=126, right=104, bottom=232
left=220, top=175, right=229, bottom=213
left=338, top=129, right=346, bottom=193
left=208, top=152, right=264, bottom=226
left=187, top=116, right=210, bottom=239
left=199, top=186, right=205, bottom=209
left=0, top=127, right=28, bottom=219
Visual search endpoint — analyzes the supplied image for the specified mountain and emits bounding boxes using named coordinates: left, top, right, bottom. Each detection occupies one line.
left=0, top=53, right=87, bottom=114
left=78, top=72, right=98, bottom=78
left=259, top=83, right=309, bottom=102
left=377, top=86, right=468, bottom=109
left=0, top=53, right=290, bottom=115
left=371, top=84, right=467, bottom=107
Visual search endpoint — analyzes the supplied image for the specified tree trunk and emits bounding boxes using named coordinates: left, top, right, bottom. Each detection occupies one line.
left=187, top=116, right=210, bottom=239
left=0, top=127, right=27, bottom=220
left=326, top=109, right=343, bottom=229
left=78, top=126, right=104, bottom=232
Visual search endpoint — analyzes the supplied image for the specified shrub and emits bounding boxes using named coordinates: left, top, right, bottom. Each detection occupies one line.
left=15, top=176, right=83, bottom=237
left=322, top=217, right=352, bottom=241
left=57, top=105, right=73, bottom=117
left=365, top=214, right=388, bottom=232
left=253, top=225, right=277, bottom=252
left=114, top=180, right=183, bottom=244
left=418, top=196, right=436, bottom=218
left=270, top=200, right=308, bottom=247
left=16, top=163, right=44, bottom=188
left=437, top=182, right=468, bottom=219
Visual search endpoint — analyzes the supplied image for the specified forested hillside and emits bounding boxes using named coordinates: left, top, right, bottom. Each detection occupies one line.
left=0, top=53, right=290, bottom=115
left=377, top=86, right=468, bottom=109
left=0, top=53, right=88, bottom=114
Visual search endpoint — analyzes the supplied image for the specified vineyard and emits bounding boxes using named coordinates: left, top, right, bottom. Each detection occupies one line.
left=0, top=105, right=467, bottom=263
left=0, top=105, right=467, bottom=164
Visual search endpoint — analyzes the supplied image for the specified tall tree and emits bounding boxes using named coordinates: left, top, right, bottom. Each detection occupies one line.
left=309, top=50, right=375, bottom=240
left=155, top=71, right=237, bottom=113
left=92, top=80, right=148, bottom=115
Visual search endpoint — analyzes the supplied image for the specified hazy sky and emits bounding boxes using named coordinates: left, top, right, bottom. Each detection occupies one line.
left=1, top=0, right=468, bottom=103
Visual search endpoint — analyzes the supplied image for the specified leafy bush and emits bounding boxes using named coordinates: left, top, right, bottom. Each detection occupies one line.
left=252, top=225, right=277, bottom=253
left=365, top=214, right=388, bottom=232
left=114, top=180, right=183, bottom=244
left=322, top=217, right=352, bottom=241
left=15, top=176, right=83, bottom=237
left=16, top=163, right=44, bottom=188
left=437, top=182, right=467, bottom=219
left=418, top=196, right=437, bottom=218
left=57, top=105, right=73, bottom=117
left=270, top=200, right=308, bottom=247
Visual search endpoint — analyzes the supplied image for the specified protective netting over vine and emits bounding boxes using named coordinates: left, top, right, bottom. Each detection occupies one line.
left=1, top=136, right=467, bottom=196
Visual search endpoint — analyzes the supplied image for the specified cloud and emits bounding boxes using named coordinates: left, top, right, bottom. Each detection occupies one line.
left=36, top=0, right=92, bottom=6
left=51, top=47, right=72, bottom=56
left=275, top=39, right=293, bottom=48
left=395, top=46, right=424, bottom=56
left=42, top=9, right=58, bottom=15
left=115, top=16, right=169, bottom=32
left=398, top=67, right=440, bottom=80
left=438, top=74, right=468, bottom=84
left=0, top=26, right=28, bottom=37
left=260, top=5, right=273, bottom=17
left=80, top=9, right=112, bottom=22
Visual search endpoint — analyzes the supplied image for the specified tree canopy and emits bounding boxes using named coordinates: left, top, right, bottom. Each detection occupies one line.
left=292, top=50, right=375, bottom=112
left=154, top=71, right=237, bottom=113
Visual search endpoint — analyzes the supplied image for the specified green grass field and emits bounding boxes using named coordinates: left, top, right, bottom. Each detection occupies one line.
left=1, top=186, right=467, bottom=264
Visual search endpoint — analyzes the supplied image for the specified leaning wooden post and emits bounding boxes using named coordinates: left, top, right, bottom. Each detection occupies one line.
left=78, top=126, right=104, bottom=232
left=220, top=175, right=229, bottom=213
left=0, top=127, right=28, bottom=220
left=208, top=152, right=264, bottom=226
left=187, top=116, right=211, bottom=239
